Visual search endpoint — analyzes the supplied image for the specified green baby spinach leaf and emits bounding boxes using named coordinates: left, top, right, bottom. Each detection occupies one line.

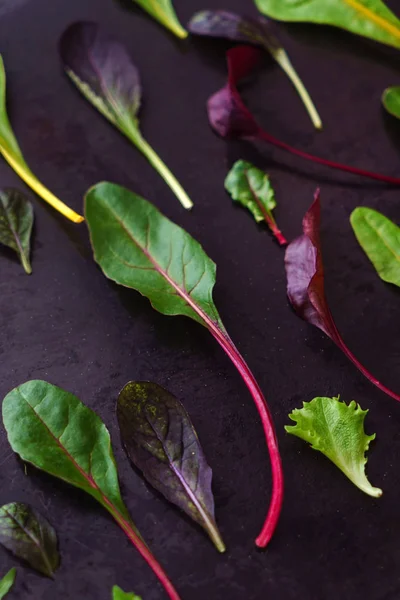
left=2, top=380, right=181, bottom=600
left=59, top=22, right=192, bottom=210
left=132, top=0, right=187, bottom=39
left=254, top=0, right=400, bottom=50
left=285, top=396, right=382, bottom=497
left=117, top=381, right=225, bottom=552
left=0, top=188, right=33, bottom=274
left=350, top=207, right=400, bottom=287
left=0, top=568, right=16, bottom=599
left=113, top=585, right=142, bottom=600
left=0, top=503, right=59, bottom=577
left=0, top=57, right=83, bottom=223
left=188, top=10, right=321, bottom=130
left=382, top=86, right=400, bottom=119
left=85, top=181, right=283, bottom=549
left=225, top=160, right=286, bottom=245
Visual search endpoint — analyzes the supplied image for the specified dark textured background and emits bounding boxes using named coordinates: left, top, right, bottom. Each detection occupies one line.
left=1, top=0, right=400, bottom=598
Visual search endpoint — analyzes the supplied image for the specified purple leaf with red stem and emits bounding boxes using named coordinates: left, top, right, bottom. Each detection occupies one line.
left=285, top=190, right=400, bottom=402
left=208, top=46, right=400, bottom=186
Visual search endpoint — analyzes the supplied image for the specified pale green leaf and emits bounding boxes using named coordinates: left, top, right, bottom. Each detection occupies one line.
left=285, top=396, right=382, bottom=497
left=350, top=207, right=400, bottom=287
left=254, top=0, right=400, bottom=50
left=0, top=569, right=16, bottom=599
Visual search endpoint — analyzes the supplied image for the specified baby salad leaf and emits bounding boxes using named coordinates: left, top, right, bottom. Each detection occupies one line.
left=132, top=0, right=187, bottom=39
left=208, top=46, right=400, bottom=185
left=350, top=207, right=400, bottom=288
left=285, top=191, right=400, bottom=402
left=382, top=86, right=400, bottom=119
left=254, top=0, right=400, bottom=50
left=117, top=381, right=225, bottom=552
left=85, top=181, right=283, bottom=548
left=0, top=503, right=59, bottom=577
left=285, top=396, right=382, bottom=497
left=188, top=10, right=321, bottom=130
left=0, top=569, right=16, bottom=599
left=225, top=160, right=286, bottom=245
left=2, top=380, right=181, bottom=600
left=113, top=585, right=142, bottom=600
left=59, top=22, right=193, bottom=210
left=0, top=57, right=83, bottom=223
left=0, top=188, right=33, bottom=274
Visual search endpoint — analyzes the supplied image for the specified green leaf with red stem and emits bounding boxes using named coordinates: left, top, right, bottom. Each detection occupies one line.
left=85, top=181, right=283, bottom=548
left=2, top=380, right=181, bottom=600
left=225, top=160, right=287, bottom=245
left=284, top=191, right=400, bottom=403
left=208, top=45, right=400, bottom=186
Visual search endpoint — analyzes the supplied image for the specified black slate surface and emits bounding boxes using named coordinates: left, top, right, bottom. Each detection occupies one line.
left=1, top=1, right=400, bottom=599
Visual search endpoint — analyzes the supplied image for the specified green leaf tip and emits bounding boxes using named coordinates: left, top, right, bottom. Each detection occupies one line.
left=132, top=0, right=187, bottom=39
left=112, top=585, right=142, bottom=600
left=285, top=396, right=382, bottom=498
left=0, top=568, right=16, bottom=599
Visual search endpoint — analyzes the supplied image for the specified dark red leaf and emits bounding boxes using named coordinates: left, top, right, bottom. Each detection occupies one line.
left=285, top=191, right=400, bottom=402
left=208, top=46, right=400, bottom=186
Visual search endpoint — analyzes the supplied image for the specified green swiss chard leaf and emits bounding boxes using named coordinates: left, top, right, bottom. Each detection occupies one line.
left=113, top=585, right=142, bottom=600
left=382, top=86, right=400, bottom=119
left=0, top=188, right=33, bottom=274
left=0, top=503, right=59, bottom=577
left=0, top=568, right=16, bottom=599
left=254, top=0, right=400, bottom=50
left=225, top=160, right=286, bottom=245
left=188, top=10, right=321, bottom=130
left=285, top=396, right=382, bottom=497
left=0, top=57, right=83, bottom=223
left=117, top=382, right=225, bottom=552
left=59, top=22, right=192, bottom=210
left=84, top=181, right=284, bottom=550
left=350, top=207, right=400, bottom=287
left=2, top=380, right=181, bottom=600
left=132, top=0, right=187, bottom=39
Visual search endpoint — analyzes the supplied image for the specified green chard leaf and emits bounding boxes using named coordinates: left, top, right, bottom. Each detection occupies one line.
left=0, top=503, right=59, bottom=577
left=254, top=0, right=400, bottom=50
left=117, top=382, right=225, bottom=552
left=225, top=160, right=287, bottom=245
left=113, top=585, right=142, bottom=600
left=2, top=380, right=181, bottom=600
left=59, top=22, right=192, bottom=210
left=0, top=188, right=33, bottom=274
left=350, top=207, right=400, bottom=288
left=382, top=86, right=400, bottom=119
left=132, top=0, right=187, bottom=39
left=0, top=569, right=16, bottom=599
left=84, top=181, right=284, bottom=550
left=0, top=57, right=83, bottom=223
left=285, top=396, right=382, bottom=497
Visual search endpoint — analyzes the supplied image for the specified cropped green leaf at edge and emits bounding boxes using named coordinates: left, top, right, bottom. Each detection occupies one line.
left=132, top=0, right=187, bottom=39
left=225, top=160, right=287, bottom=245
left=0, top=189, right=33, bottom=273
left=59, top=22, right=193, bottom=210
left=0, top=502, right=59, bottom=577
left=85, top=181, right=283, bottom=549
left=188, top=10, right=322, bottom=130
left=113, top=584, right=142, bottom=600
left=117, top=381, right=225, bottom=553
left=2, top=380, right=181, bottom=600
left=382, top=86, right=400, bottom=119
left=285, top=396, right=382, bottom=497
left=0, top=568, right=16, bottom=599
left=0, top=57, right=83, bottom=223
left=350, top=207, right=400, bottom=287
left=254, top=0, right=400, bottom=50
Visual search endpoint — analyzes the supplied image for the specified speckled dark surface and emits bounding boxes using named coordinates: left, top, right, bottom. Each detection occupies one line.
left=1, top=0, right=400, bottom=598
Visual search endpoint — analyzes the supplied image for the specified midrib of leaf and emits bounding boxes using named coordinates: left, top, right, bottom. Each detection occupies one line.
left=344, top=0, right=400, bottom=41
left=358, top=211, right=400, bottom=265
left=144, top=409, right=225, bottom=552
left=244, top=168, right=272, bottom=223
left=1, top=507, right=53, bottom=577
